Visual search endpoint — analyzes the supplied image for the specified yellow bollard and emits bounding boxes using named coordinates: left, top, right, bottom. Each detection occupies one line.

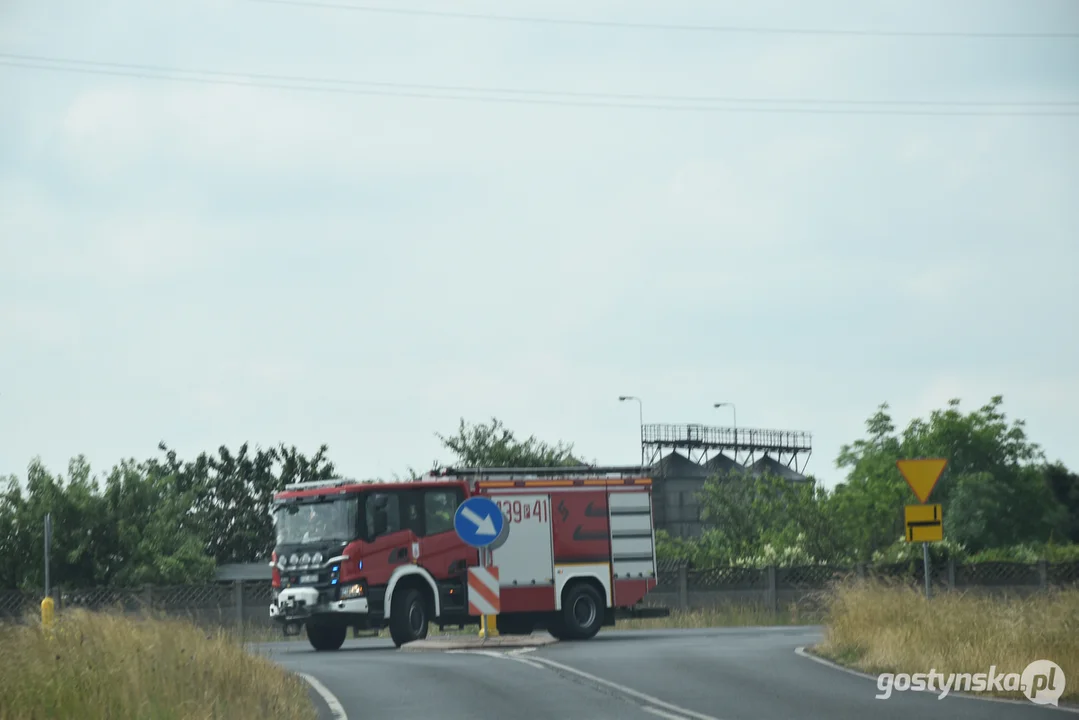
left=41, top=596, right=54, bottom=629
left=478, top=615, right=499, bottom=639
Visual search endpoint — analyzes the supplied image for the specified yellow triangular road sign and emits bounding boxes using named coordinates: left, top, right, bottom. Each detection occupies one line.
left=896, top=458, right=948, bottom=503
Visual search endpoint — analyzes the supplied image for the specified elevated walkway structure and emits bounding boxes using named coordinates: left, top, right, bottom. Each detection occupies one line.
left=642, top=423, right=812, bottom=474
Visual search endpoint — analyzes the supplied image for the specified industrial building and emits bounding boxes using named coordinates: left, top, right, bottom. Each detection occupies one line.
left=644, top=423, right=813, bottom=539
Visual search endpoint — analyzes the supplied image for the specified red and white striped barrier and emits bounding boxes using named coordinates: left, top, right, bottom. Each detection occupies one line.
left=467, top=566, right=500, bottom=616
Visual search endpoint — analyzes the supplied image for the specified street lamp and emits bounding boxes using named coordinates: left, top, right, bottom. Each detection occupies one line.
left=713, top=402, right=737, bottom=461
left=619, top=396, right=644, bottom=467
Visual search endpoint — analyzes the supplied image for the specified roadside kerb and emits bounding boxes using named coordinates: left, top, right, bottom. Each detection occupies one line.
left=400, top=633, right=558, bottom=652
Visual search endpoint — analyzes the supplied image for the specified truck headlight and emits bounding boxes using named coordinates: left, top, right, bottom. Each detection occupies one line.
left=341, top=583, right=365, bottom=599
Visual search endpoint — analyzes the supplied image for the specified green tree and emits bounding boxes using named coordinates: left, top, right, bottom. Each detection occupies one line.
left=828, top=404, right=912, bottom=560
left=2, top=457, right=116, bottom=591
left=831, top=396, right=1067, bottom=558
left=0, top=476, right=17, bottom=587
left=434, top=417, right=584, bottom=468
left=155, top=442, right=336, bottom=565
left=0, top=441, right=342, bottom=590
left=0, top=457, right=216, bottom=590
left=101, top=459, right=214, bottom=586
left=1044, top=462, right=1079, bottom=543
left=696, top=471, right=844, bottom=564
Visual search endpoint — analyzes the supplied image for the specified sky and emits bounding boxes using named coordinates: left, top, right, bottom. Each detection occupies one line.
left=1, top=0, right=1077, bottom=488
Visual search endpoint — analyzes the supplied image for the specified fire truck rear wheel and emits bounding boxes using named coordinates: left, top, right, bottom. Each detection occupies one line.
left=306, top=623, right=347, bottom=651
left=389, top=587, right=430, bottom=647
left=557, top=583, right=604, bottom=640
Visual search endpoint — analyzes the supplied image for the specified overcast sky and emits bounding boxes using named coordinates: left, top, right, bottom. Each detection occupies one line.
left=2, top=0, right=1077, bottom=487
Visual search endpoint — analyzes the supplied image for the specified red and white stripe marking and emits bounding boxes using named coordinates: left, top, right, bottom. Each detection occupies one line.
left=467, top=566, right=500, bottom=616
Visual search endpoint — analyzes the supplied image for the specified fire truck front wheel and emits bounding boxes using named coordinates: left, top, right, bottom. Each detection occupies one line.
left=552, top=583, right=604, bottom=641
left=388, top=587, right=430, bottom=647
left=306, top=622, right=347, bottom=651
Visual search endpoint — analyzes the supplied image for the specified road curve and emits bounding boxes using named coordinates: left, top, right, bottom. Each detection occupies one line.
left=255, top=626, right=1072, bottom=719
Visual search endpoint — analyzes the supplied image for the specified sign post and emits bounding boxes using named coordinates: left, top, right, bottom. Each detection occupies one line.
left=923, top=540, right=930, bottom=600
left=42, top=513, right=54, bottom=628
left=896, top=459, right=947, bottom=600
left=453, top=496, right=507, bottom=639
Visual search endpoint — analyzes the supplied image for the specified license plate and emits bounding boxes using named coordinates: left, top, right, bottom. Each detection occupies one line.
left=300, top=574, right=318, bottom=583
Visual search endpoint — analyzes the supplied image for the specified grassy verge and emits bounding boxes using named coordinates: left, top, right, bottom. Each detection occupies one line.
left=813, top=580, right=1079, bottom=703
left=0, top=611, right=317, bottom=720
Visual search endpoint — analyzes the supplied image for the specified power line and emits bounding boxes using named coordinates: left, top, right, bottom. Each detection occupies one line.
left=250, top=0, right=1079, bottom=40
left=3, top=53, right=1075, bottom=109
left=2, top=54, right=1077, bottom=117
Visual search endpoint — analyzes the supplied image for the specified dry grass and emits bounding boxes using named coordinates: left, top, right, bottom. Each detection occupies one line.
left=815, top=580, right=1079, bottom=702
left=0, top=610, right=317, bottom=720
left=615, top=603, right=816, bottom=630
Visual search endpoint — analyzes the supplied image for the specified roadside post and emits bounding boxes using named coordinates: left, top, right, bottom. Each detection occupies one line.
left=42, top=513, right=54, bottom=628
left=897, top=459, right=948, bottom=600
left=453, top=496, right=507, bottom=638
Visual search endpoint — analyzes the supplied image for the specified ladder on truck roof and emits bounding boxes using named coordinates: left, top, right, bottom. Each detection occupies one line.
left=279, top=466, right=654, bottom=492
left=430, top=465, right=652, bottom=481
left=280, top=477, right=362, bottom=492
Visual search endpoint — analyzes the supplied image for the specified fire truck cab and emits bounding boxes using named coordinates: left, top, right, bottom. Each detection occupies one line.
left=269, top=466, right=666, bottom=650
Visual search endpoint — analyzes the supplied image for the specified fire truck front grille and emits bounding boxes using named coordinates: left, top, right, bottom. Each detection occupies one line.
left=285, top=571, right=332, bottom=588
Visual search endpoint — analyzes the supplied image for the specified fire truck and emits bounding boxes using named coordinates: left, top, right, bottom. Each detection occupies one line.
left=268, top=466, right=668, bottom=650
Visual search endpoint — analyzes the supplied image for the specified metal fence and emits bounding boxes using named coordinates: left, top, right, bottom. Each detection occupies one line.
left=648, top=558, right=1079, bottom=614
left=2, top=560, right=1076, bottom=627
left=0, top=581, right=275, bottom=628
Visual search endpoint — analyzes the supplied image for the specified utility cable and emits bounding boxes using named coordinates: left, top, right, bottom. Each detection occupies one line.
left=249, top=0, right=1079, bottom=40
left=2, top=54, right=1077, bottom=117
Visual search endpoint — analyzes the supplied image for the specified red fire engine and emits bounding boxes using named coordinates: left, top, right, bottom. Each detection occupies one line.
left=269, top=466, right=668, bottom=650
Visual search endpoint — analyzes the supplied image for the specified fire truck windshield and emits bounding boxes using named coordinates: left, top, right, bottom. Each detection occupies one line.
left=274, top=497, right=359, bottom=545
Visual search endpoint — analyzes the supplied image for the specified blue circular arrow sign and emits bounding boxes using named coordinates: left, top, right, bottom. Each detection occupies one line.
left=453, top=496, right=505, bottom=548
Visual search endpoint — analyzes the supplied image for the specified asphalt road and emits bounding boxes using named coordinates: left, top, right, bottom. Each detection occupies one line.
left=256, top=627, right=1071, bottom=720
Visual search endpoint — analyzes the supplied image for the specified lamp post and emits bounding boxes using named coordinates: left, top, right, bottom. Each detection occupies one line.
left=619, top=396, right=644, bottom=467
left=713, top=402, right=737, bottom=462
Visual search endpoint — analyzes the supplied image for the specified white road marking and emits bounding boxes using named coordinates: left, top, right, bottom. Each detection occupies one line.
left=508, top=656, right=547, bottom=669
left=793, top=646, right=882, bottom=682
left=518, top=655, right=723, bottom=720
left=297, top=672, right=348, bottom=720
left=447, top=649, right=509, bottom=659
left=642, top=706, right=695, bottom=720
left=445, top=646, right=720, bottom=718
left=507, top=647, right=538, bottom=656
left=447, top=648, right=546, bottom=669
left=794, top=646, right=1079, bottom=714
